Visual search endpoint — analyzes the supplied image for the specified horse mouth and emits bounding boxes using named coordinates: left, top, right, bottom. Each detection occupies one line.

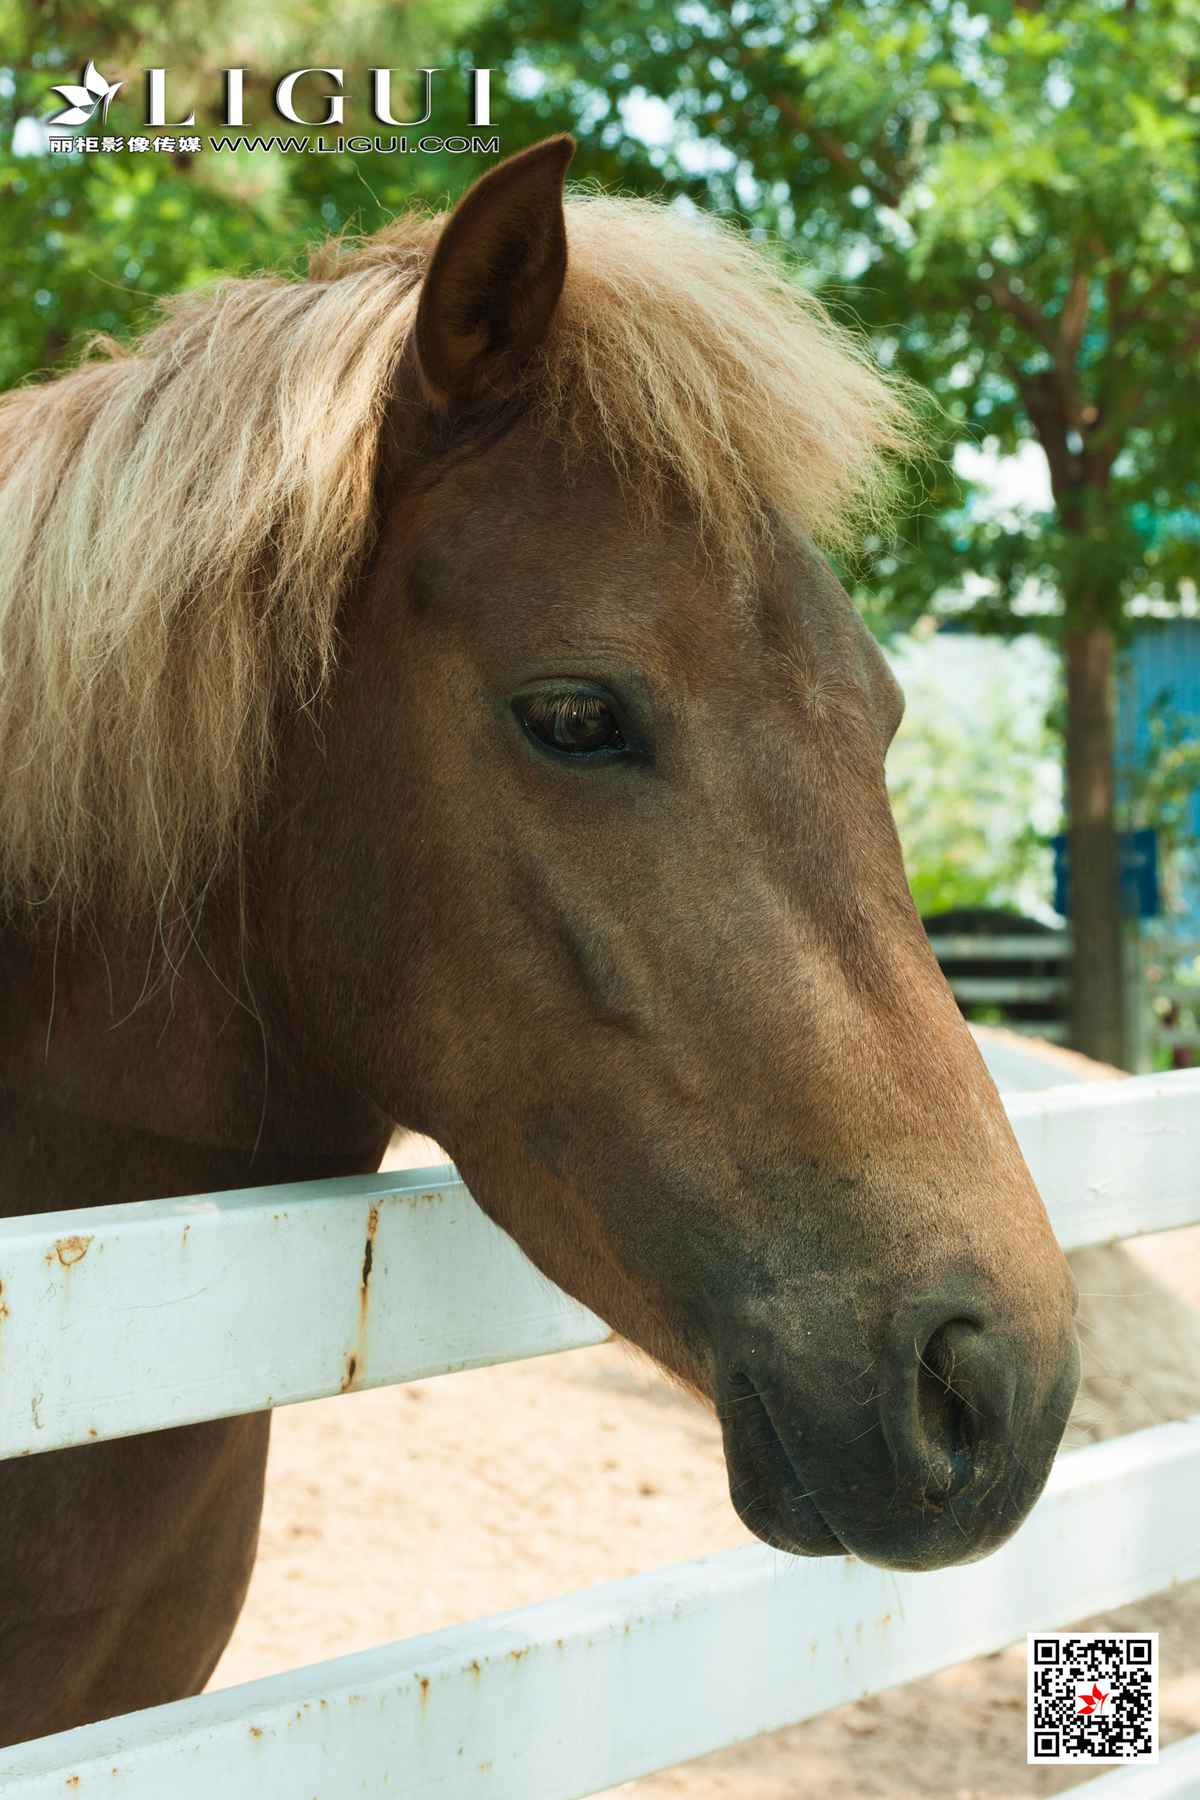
left=718, top=1354, right=1069, bottom=1572
left=720, top=1372, right=847, bottom=1558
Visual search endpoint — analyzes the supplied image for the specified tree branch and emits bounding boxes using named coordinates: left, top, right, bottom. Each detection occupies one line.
left=1060, top=266, right=1090, bottom=364
left=984, top=274, right=1059, bottom=353
left=1112, top=270, right=1172, bottom=333
left=986, top=249, right=1093, bottom=438
left=1002, top=357, right=1083, bottom=517
left=769, top=91, right=904, bottom=207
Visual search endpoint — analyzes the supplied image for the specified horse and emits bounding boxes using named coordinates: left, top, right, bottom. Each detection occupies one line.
left=0, top=135, right=1079, bottom=1746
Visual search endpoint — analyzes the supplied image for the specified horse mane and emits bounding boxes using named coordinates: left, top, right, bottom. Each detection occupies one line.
left=0, top=190, right=920, bottom=923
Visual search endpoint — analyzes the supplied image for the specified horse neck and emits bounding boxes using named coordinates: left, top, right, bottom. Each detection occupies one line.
left=0, top=895, right=393, bottom=1222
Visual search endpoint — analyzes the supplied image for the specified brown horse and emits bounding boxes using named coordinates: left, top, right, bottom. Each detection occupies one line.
left=0, top=137, right=1079, bottom=1747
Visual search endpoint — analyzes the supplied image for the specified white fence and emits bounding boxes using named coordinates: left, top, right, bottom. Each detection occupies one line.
left=2, top=1070, right=1200, bottom=1795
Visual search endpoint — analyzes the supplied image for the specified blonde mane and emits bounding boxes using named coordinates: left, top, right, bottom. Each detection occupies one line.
left=0, top=190, right=920, bottom=922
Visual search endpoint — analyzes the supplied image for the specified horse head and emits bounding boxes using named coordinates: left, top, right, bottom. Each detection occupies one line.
left=260, top=139, right=1079, bottom=1571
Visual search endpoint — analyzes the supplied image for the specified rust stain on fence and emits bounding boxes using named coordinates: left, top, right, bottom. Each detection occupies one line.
left=361, top=1205, right=379, bottom=1306
left=49, top=1235, right=92, bottom=1268
left=340, top=1203, right=381, bottom=1393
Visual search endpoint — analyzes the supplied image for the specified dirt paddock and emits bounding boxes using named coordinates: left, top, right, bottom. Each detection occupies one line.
left=210, top=1033, right=1200, bottom=1796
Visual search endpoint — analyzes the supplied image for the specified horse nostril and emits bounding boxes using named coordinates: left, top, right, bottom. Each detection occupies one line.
left=914, top=1318, right=989, bottom=1493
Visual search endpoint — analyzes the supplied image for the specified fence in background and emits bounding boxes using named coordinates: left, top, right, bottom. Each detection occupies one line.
left=2, top=1071, right=1200, bottom=1797
left=930, top=924, right=1200, bottom=1072
left=927, top=928, right=1072, bottom=1043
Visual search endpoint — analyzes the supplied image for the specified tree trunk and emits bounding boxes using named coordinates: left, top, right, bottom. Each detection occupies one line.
left=1064, top=625, right=1126, bottom=1066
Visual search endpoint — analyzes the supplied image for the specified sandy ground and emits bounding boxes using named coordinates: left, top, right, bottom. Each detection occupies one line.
left=210, top=1032, right=1200, bottom=1796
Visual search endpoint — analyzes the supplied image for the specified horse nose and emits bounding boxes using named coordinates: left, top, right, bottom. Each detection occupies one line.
left=888, top=1309, right=1022, bottom=1499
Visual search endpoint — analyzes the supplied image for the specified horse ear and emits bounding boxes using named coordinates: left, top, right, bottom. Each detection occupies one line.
left=414, top=135, right=574, bottom=411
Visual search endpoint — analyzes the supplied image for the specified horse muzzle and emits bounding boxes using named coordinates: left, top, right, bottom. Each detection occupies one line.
left=715, top=1302, right=1081, bottom=1571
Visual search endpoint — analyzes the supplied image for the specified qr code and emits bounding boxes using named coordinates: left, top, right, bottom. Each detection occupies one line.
left=1028, top=1633, right=1158, bottom=1765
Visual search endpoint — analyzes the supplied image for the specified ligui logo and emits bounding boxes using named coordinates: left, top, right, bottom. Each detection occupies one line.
left=48, top=61, right=493, bottom=130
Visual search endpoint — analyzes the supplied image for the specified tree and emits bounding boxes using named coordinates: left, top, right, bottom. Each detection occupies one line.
left=446, top=0, right=1200, bottom=1063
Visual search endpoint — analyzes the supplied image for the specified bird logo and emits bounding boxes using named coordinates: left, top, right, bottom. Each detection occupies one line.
left=48, top=61, right=125, bottom=128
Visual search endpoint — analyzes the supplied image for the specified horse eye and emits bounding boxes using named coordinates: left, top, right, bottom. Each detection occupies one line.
left=515, top=692, right=625, bottom=757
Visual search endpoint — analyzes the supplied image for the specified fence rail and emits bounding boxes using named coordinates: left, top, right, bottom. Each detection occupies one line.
left=2, top=1073, right=1196, bottom=1462
left=925, top=934, right=1073, bottom=962
left=0, top=1169, right=608, bottom=1460
left=3, top=1413, right=1199, bottom=1799
left=2, top=1069, right=1199, bottom=1794
left=943, top=975, right=1066, bottom=1005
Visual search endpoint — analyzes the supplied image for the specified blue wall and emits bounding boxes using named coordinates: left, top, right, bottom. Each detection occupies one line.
left=1118, top=619, right=1200, bottom=924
